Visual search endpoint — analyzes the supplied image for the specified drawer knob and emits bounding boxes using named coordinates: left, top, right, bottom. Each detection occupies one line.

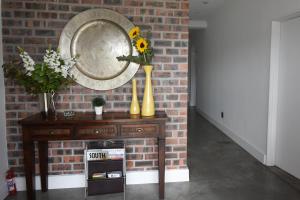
left=95, top=129, right=101, bottom=134
left=49, top=130, right=55, bottom=135
left=137, top=128, right=144, bottom=133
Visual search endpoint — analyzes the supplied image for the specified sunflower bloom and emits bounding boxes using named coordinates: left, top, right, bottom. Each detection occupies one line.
left=136, top=38, right=148, bottom=53
left=129, top=27, right=140, bottom=39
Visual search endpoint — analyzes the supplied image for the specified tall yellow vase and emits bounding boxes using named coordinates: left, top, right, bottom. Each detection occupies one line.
left=130, top=79, right=140, bottom=115
left=142, top=65, right=155, bottom=116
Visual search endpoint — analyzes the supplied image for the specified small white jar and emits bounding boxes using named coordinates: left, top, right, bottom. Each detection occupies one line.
left=94, top=106, right=103, bottom=115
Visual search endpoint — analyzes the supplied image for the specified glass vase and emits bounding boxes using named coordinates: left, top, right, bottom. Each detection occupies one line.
left=39, top=92, right=56, bottom=116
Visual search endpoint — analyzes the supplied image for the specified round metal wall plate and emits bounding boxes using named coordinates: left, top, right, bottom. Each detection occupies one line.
left=59, top=9, right=139, bottom=90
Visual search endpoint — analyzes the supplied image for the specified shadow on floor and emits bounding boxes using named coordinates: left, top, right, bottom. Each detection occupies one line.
left=6, top=108, right=300, bottom=200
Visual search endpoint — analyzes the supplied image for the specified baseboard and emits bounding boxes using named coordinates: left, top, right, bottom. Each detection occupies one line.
left=15, top=168, right=189, bottom=191
left=197, top=108, right=266, bottom=163
left=0, top=181, right=8, bottom=200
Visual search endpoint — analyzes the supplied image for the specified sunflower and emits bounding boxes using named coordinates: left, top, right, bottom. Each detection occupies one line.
left=136, top=38, right=148, bottom=53
left=129, top=27, right=140, bottom=39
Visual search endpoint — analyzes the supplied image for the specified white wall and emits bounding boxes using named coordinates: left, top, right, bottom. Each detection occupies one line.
left=188, top=30, right=198, bottom=107
left=196, top=0, right=300, bottom=163
left=0, top=0, right=9, bottom=198
left=189, top=29, right=205, bottom=107
left=275, top=17, right=300, bottom=178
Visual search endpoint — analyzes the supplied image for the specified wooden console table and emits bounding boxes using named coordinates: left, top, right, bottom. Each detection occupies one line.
left=20, top=111, right=168, bottom=200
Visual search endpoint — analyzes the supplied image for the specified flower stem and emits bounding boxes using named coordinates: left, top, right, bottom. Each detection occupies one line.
left=143, top=52, right=147, bottom=65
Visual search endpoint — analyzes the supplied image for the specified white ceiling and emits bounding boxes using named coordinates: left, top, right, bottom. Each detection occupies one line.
left=190, top=0, right=225, bottom=20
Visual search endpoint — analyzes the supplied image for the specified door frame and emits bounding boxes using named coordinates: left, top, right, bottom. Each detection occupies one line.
left=266, top=13, right=300, bottom=166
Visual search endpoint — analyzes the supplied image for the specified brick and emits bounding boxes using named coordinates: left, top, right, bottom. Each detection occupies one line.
left=153, top=56, right=171, bottom=63
left=136, top=8, right=155, bottom=16
left=71, top=6, right=90, bottom=12
left=126, top=154, right=143, bottom=160
left=166, top=2, right=179, bottom=9
left=63, top=141, right=83, bottom=148
left=59, top=13, right=76, bottom=20
left=153, top=48, right=163, bottom=55
left=163, top=64, right=178, bottom=71
left=6, top=104, right=25, bottom=110
left=2, top=11, right=12, bottom=18
left=35, top=30, right=56, bottom=36
left=3, top=37, right=22, bottom=44
left=49, top=157, right=62, bottom=163
left=52, top=164, right=72, bottom=171
left=166, top=95, right=178, bottom=101
left=145, top=153, right=158, bottom=160
left=174, top=72, right=188, bottom=78
left=73, top=149, right=84, bottom=155
left=135, top=161, right=153, bottom=167
left=126, top=140, right=144, bottom=145
left=166, top=153, right=178, bottom=159
left=3, top=2, right=23, bottom=9
left=71, top=103, right=91, bottom=109
left=127, top=161, right=134, bottom=168
left=52, top=149, right=72, bottom=156
left=73, top=164, right=84, bottom=170
left=3, top=19, right=23, bottom=27
left=14, top=11, right=35, bottom=18
left=173, top=25, right=188, bottom=32
left=145, top=17, right=163, bottom=24
left=103, top=0, right=122, bottom=5
left=48, top=4, right=70, bottom=11
left=173, top=146, right=186, bottom=152
left=81, top=0, right=102, bottom=4
left=126, top=147, right=134, bottom=153
left=173, top=57, right=187, bottom=63
left=154, top=40, right=172, bottom=47
left=63, top=156, right=83, bottom=163
left=166, top=49, right=179, bottom=55
left=60, top=0, right=80, bottom=3
left=11, top=29, right=32, bottom=36
left=135, top=147, right=153, bottom=153
left=24, top=38, right=45, bottom=45
left=181, top=2, right=189, bottom=10
left=145, top=1, right=164, bottom=7
left=174, top=41, right=188, bottom=47
left=174, top=11, right=189, bottom=17
left=124, top=0, right=143, bottom=7
left=25, top=3, right=46, bottom=10
left=47, top=21, right=67, bottom=29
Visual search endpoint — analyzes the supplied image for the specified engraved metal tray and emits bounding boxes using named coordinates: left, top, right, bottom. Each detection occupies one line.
left=59, top=9, right=139, bottom=90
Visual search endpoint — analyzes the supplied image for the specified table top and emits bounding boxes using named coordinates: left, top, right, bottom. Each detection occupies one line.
left=20, top=111, right=168, bottom=125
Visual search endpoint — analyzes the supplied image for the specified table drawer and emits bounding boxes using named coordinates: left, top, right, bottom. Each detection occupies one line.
left=32, top=128, right=71, bottom=138
left=77, top=125, right=117, bottom=139
left=121, top=124, right=159, bottom=137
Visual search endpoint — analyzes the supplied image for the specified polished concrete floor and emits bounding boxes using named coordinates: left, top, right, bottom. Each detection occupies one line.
left=6, top=109, right=300, bottom=200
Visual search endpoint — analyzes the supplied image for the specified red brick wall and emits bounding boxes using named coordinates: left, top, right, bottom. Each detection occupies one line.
left=2, top=0, right=189, bottom=176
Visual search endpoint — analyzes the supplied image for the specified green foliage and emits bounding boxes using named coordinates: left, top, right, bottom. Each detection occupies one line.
left=92, top=97, right=106, bottom=107
left=2, top=48, right=76, bottom=94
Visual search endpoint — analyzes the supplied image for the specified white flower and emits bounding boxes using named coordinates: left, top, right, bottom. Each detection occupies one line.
left=20, top=51, right=35, bottom=76
left=43, top=49, right=62, bottom=73
left=60, top=57, right=76, bottom=78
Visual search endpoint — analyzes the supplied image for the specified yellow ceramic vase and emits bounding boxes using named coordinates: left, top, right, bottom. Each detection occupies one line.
left=130, top=79, right=140, bottom=115
left=142, top=65, right=155, bottom=116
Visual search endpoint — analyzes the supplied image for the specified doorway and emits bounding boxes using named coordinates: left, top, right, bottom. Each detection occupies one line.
left=267, top=16, right=300, bottom=179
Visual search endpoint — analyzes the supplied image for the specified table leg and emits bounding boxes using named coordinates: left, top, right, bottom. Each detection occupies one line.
left=38, top=141, right=48, bottom=192
left=158, top=138, right=165, bottom=199
left=23, top=129, right=36, bottom=200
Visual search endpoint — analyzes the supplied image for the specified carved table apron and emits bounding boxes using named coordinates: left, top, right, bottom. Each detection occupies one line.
left=20, top=111, right=168, bottom=200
